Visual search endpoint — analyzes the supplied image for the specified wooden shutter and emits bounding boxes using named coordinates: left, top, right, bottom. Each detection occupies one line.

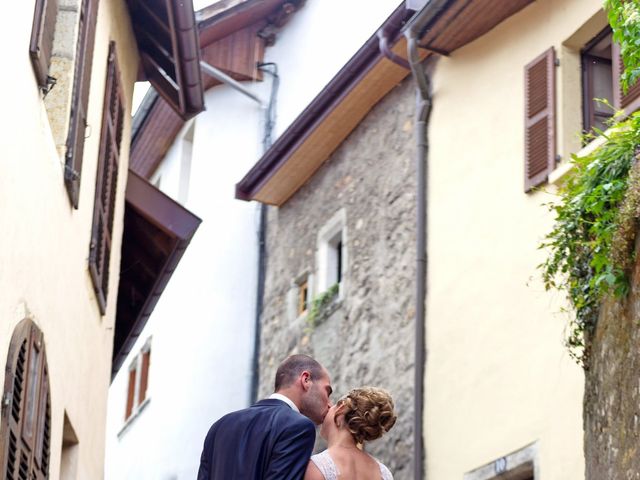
left=138, top=350, right=151, bottom=405
left=125, top=368, right=136, bottom=420
left=524, top=47, right=556, bottom=192
left=613, top=42, right=640, bottom=114
left=89, top=42, right=124, bottom=314
left=29, top=0, right=58, bottom=90
left=0, top=320, right=51, bottom=480
left=64, top=0, right=100, bottom=209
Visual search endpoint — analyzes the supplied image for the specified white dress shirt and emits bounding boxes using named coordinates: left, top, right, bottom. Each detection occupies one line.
left=268, top=393, right=300, bottom=413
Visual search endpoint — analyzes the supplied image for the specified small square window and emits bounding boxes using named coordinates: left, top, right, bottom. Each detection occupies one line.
left=298, top=279, right=309, bottom=316
left=124, top=341, right=151, bottom=422
left=317, top=209, right=347, bottom=294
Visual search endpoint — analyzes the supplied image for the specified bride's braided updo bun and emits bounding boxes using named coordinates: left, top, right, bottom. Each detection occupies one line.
left=336, top=387, right=397, bottom=445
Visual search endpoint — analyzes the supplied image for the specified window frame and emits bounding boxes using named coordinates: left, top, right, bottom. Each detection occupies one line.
left=123, top=340, right=152, bottom=424
left=316, top=209, right=348, bottom=296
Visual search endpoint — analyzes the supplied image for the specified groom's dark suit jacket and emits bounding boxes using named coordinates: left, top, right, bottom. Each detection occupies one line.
left=197, top=398, right=316, bottom=480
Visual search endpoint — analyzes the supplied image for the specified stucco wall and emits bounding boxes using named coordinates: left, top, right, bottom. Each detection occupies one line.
left=584, top=231, right=640, bottom=480
left=0, top=0, right=138, bottom=478
left=424, top=0, right=604, bottom=478
left=259, top=77, right=417, bottom=479
left=105, top=84, right=262, bottom=480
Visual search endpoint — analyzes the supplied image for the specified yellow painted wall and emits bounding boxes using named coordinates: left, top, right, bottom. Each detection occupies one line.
left=425, top=0, right=607, bottom=477
left=0, top=0, right=138, bottom=478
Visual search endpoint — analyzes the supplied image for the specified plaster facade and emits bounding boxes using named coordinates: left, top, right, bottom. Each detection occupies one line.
left=425, top=0, right=606, bottom=477
left=0, top=0, right=139, bottom=479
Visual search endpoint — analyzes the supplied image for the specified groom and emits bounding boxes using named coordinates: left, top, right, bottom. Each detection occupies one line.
left=197, top=354, right=333, bottom=480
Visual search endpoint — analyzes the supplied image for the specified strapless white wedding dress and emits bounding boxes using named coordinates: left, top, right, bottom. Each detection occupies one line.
left=310, top=450, right=394, bottom=480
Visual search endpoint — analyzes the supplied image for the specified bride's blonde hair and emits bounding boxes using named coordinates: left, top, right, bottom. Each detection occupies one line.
left=335, top=387, right=397, bottom=445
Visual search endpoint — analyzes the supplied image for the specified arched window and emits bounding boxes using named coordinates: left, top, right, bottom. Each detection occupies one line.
left=0, top=319, right=51, bottom=479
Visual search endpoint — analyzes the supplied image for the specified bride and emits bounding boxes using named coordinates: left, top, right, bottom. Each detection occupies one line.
left=304, top=387, right=397, bottom=480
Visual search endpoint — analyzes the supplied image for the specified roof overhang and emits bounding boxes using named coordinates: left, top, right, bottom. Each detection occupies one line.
left=197, top=0, right=302, bottom=47
left=112, top=171, right=201, bottom=377
left=235, top=0, right=535, bottom=206
left=128, top=0, right=205, bottom=120
left=129, top=0, right=301, bottom=179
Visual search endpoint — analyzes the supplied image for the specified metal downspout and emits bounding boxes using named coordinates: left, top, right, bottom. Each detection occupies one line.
left=379, top=17, right=433, bottom=477
left=406, top=32, right=432, bottom=480
left=251, top=63, right=279, bottom=403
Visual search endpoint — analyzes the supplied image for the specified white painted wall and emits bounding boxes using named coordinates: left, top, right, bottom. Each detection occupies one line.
left=104, top=1, right=402, bottom=479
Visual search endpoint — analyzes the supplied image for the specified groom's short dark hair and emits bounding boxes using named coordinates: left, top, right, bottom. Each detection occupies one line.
left=274, top=354, right=324, bottom=391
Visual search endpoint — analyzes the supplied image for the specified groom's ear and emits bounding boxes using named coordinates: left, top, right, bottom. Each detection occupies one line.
left=299, top=370, right=312, bottom=392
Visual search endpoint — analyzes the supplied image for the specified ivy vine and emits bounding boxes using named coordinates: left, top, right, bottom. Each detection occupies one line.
left=305, top=283, right=339, bottom=332
left=540, top=117, right=640, bottom=363
left=605, top=0, right=640, bottom=93
left=539, top=0, right=640, bottom=366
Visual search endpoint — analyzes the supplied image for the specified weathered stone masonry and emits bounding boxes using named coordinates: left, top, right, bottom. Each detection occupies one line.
left=584, top=235, right=640, bottom=480
left=258, top=76, right=417, bottom=480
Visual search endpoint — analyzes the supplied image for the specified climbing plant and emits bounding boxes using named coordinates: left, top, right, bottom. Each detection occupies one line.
left=605, top=0, right=640, bottom=93
left=539, top=0, right=640, bottom=365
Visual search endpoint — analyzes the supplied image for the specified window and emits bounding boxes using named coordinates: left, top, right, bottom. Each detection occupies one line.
left=124, top=343, right=152, bottom=422
left=464, top=443, right=537, bottom=480
left=28, top=0, right=99, bottom=208
left=298, top=278, right=309, bottom=316
left=0, top=319, right=51, bottom=480
left=317, top=209, right=347, bottom=294
left=327, top=233, right=344, bottom=287
left=582, top=28, right=614, bottom=133
left=89, top=42, right=124, bottom=314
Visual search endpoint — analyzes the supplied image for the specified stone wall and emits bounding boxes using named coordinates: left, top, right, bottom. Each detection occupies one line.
left=258, top=76, right=417, bottom=479
left=584, top=235, right=640, bottom=480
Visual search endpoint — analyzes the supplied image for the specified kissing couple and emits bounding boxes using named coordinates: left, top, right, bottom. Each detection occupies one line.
left=197, top=354, right=396, bottom=480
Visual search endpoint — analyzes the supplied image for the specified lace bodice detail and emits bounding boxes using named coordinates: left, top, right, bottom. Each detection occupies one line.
left=310, top=450, right=393, bottom=480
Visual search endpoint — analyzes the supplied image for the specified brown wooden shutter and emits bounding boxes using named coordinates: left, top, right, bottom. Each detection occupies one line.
left=138, top=350, right=151, bottom=405
left=613, top=42, right=640, bottom=114
left=89, top=42, right=124, bottom=314
left=524, top=47, right=556, bottom=192
left=29, top=0, right=58, bottom=90
left=125, top=368, right=136, bottom=420
left=64, top=0, right=100, bottom=209
left=1, top=320, right=51, bottom=480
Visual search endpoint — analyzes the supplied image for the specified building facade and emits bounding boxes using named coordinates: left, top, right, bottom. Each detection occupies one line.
left=103, top=1, right=403, bottom=479
left=235, top=0, right=637, bottom=478
left=0, top=0, right=203, bottom=479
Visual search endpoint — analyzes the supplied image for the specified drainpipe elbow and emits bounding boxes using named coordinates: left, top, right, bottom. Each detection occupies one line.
left=378, top=30, right=411, bottom=70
